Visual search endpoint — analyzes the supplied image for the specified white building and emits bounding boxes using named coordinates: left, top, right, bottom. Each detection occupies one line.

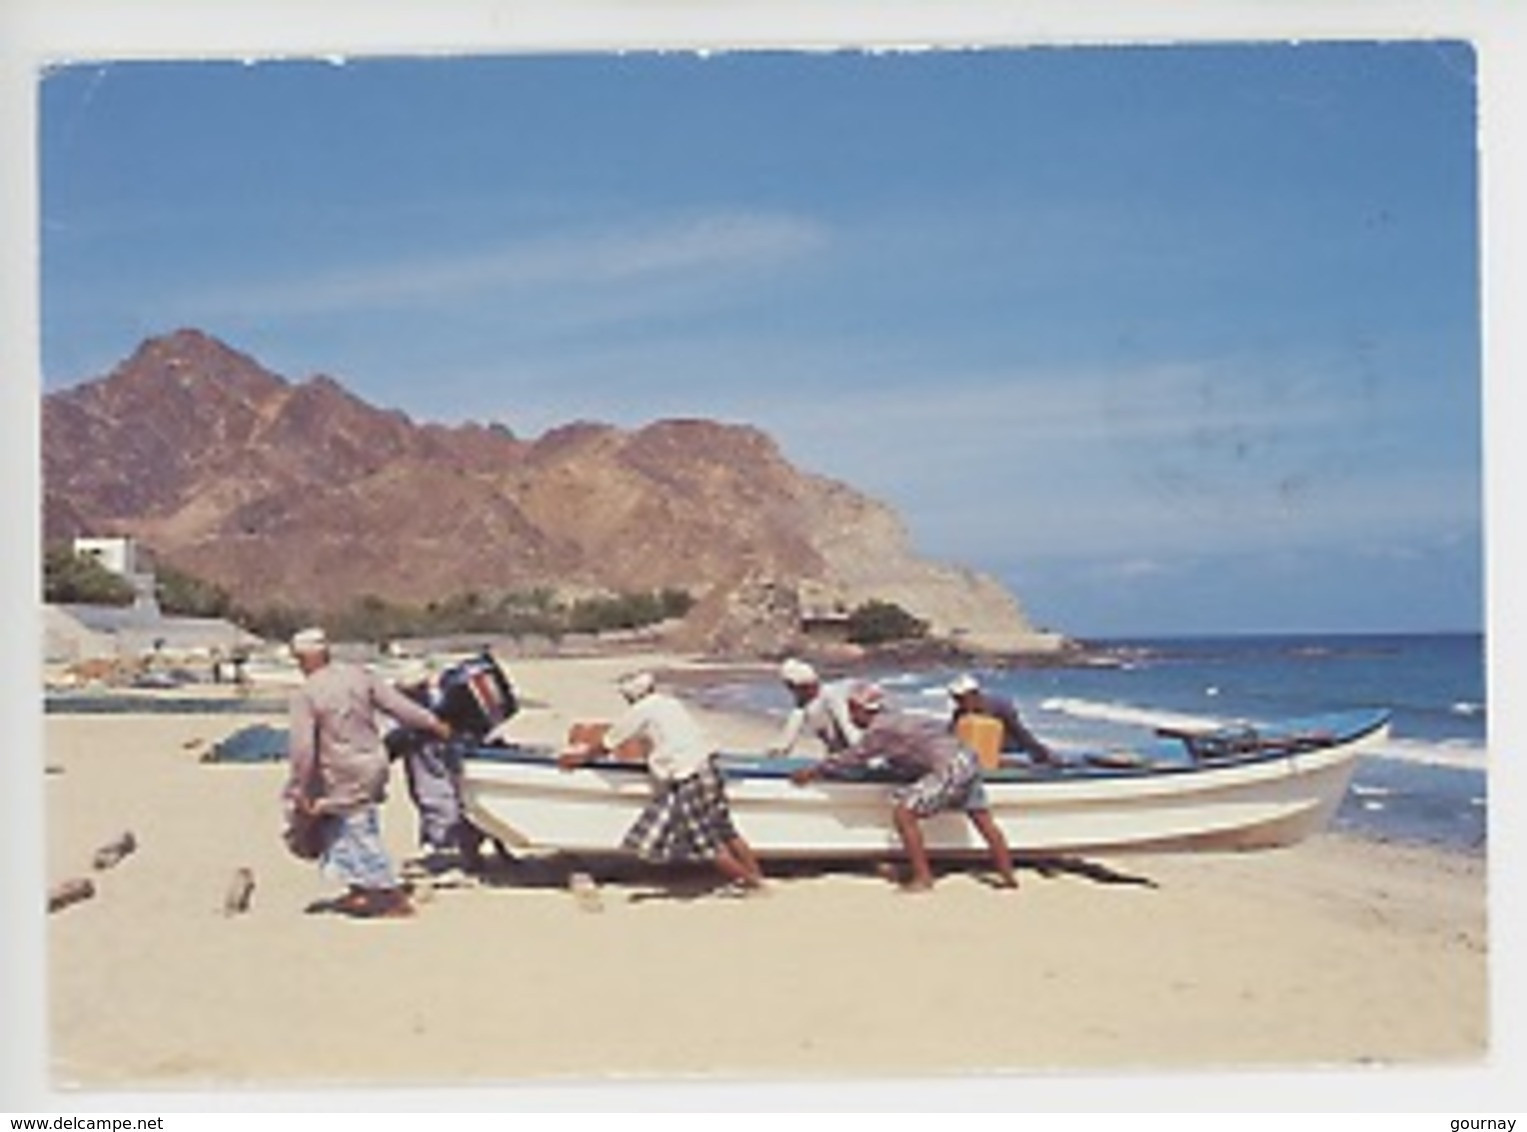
left=47, top=536, right=267, bottom=675
left=73, top=535, right=158, bottom=615
left=73, top=536, right=138, bottom=577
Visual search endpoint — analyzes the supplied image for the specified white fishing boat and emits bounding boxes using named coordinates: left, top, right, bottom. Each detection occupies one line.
left=459, top=708, right=1389, bottom=859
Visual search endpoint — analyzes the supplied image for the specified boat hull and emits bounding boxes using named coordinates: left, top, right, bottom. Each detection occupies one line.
left=460, top=710, right=1388, bottom=859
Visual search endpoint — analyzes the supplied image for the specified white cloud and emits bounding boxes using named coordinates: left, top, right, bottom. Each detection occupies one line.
left=747, top=361, right=1477, bottom=565
left=374, top=328, right=1480, bottom=573
left=184, top=209, right=829, bottom=319
left=1098, top=558, right=1175, bottom=580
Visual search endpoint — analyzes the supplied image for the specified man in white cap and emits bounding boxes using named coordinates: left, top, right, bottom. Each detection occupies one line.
left=388, top=650, right=519, bottom=877
left=947, top=673, right=1059, bottom=766
left=559, top=671, right=766, bottom=894
left=285, top=627, right=452, bottom=918
left=791, top=681, right=1017, bottom=892
left=768, top=657, right=863, bottom=757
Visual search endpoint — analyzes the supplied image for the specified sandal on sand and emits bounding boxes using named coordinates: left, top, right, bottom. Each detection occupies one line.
left=334, top=889, right=416, bottom=919
left=328, top=890, right=372, bottom=916
left=368, top=897, right=417, bottom=919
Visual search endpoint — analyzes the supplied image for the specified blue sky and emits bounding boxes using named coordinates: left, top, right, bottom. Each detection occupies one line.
left=39, top=43, right=1482, bottom=638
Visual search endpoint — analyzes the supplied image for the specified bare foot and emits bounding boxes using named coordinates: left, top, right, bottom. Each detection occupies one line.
left=373, top=895, right=417, bottom=919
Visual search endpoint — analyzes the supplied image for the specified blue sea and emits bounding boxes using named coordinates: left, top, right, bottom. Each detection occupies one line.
left=46, top=631, right=1488, bottom=854
left=696, top=632, right=1488, bottom=856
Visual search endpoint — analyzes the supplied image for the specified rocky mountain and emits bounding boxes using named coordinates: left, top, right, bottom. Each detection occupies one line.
left=43, top=329, right=1064, bottom=654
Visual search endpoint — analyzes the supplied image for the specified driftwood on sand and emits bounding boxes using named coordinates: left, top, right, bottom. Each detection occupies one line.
left=569, top=870, right=604, bottom=913
left=48, top=877, right=96, bottom=914
left=223, top=867, right=256, bottom=916
left=92, top=831, right=137, bottom=870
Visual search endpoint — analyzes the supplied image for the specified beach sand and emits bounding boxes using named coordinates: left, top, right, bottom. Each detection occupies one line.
left=35, top=652, right=1492, bottom=1102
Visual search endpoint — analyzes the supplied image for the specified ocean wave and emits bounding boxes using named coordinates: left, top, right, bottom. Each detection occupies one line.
left=1038, top=696, right=1487, bottom=771
left=903, top=702, right=949, bottom=723
left=1038, top=696, right=1228, bottom=734
left=1368, top=736, right=1488, bottom=772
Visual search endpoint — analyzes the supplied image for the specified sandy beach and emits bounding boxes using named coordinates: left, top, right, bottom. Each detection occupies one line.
left=30, top=651, right=1494, bottom=1104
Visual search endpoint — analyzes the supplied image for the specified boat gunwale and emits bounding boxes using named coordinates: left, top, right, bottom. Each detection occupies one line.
left=461, top=708, right=1391, bottom=788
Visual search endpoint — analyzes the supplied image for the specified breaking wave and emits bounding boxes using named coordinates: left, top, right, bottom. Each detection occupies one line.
left=1038, top=696, right=1227, bottom=734
left=1038, top=695, right=1487, bottom=772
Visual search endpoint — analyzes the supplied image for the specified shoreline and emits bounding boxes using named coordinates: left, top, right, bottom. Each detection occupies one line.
left=42, top=650, right=1490, bottom=861
left=33, top=651, right=1489, bottom=1094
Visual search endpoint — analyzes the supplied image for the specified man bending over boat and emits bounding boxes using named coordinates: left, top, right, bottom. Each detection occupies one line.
left=791, top=682, right=1018, bottom=893
left=558, top=671, right=767, bottom=895
left=947, top=673, right=1059, bottom=766
left=768, top=657, right=863, bottom=756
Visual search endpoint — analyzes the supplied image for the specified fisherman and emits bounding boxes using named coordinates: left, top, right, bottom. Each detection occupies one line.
left=791, top=682, right=1017, bottom=892
left=285, top=627, right=452, bottom=919
left=387, top=648, right=520, bottom=877
left=558, top=671, right=766, bottom=895
left=387, top=659, right=475, bottom=879
left=767, top=657, right=863, bottom=757
left=946, top=673, right=1060, bottom=766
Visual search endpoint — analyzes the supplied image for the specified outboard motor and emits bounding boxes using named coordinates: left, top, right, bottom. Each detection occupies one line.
left=390, top=649, right=520, bottom=871
left=431, top=651, right=519, bottom=741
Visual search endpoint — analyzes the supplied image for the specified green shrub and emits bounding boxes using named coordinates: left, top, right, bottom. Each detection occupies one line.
left=156, top=562, right=235, bottom=618
left=43, top=546, right=136, bottom=606
left=566, top=588, right=695, bottom=634
left=238, top=603, right=320, bottom=642
left=845, top=599, right=928, bottom=646
left=252, top=585, right=696, bottom=644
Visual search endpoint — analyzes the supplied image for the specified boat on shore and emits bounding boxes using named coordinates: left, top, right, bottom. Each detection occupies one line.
left=459, top=708, right=1390, bottom=859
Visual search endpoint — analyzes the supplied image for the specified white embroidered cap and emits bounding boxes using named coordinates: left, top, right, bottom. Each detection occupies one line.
left=847, top=682, right=886, bottom=714
left=617, top=671, right=656, bottom=701
left=778, top=658, right=819, bottom=686
left=290, top=627, right=328, bottom=654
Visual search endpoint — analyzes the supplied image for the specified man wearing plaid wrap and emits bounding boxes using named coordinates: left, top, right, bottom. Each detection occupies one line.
left=558, top=671, right=766, bottom=895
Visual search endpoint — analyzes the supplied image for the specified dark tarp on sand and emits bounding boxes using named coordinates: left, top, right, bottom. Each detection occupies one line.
left=205, top=722, right=289, bottom=763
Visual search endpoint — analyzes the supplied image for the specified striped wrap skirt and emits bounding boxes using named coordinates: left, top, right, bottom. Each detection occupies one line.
left=621, top=756, right=740, bottom=863
left=895, top=746, right=991, bottom=818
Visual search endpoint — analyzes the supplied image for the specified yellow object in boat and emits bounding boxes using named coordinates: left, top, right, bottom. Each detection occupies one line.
left=956, top=712, right=1003, bottom=770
